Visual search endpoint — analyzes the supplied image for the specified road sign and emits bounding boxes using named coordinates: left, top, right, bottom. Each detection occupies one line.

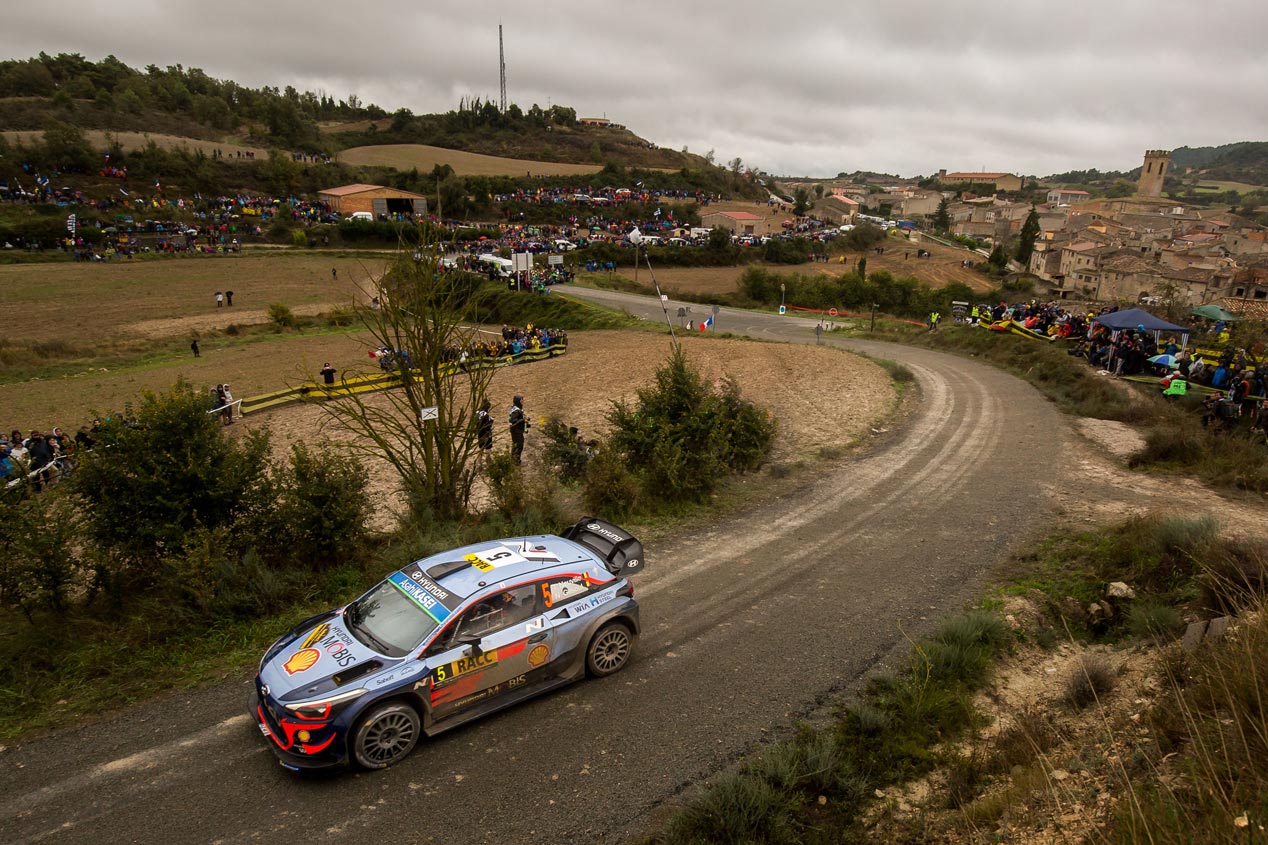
left=779, top=305, right=786, bottom=315
left=548, top=254, right=563, bottom=266
left=829, top=307, right=838, bottom=317
left=419, top=406, right=439, bottom=421
left=711, top=304, right=720, bottom=316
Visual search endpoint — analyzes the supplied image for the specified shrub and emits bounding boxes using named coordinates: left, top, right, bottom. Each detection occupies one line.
left=483, top=452, right=528, bottom=517
left=267, top=302, right=297, bottom=330
left=539, top=417, right=592, bottom=485
left=607, top=350, right=776, bottom=504
left=73, top=380, right=274, bottom=577
left=662, top=772, right=797, bottom=845
left=1062, top=655, right=1116, bottom=710
left=290, top=229, right=307, bottom=247
left=0, top=486, right=80, bottom=618
left=271, top=443, right=370, bottom=566
left=1126, top=599, right=1183, bottom=641
left=582, top=443, right=639, bottom=519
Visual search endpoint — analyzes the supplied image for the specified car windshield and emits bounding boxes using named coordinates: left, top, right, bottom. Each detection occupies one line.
left=344, top=580, right=439, bottom=658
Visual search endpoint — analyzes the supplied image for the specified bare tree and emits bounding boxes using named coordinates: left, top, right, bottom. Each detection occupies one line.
left=318, top=239, right=497, bottom=523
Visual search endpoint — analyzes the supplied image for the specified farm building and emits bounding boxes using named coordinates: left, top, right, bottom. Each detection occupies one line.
left=318, top=184, right=428, bottom=216
left=701, top=210, right=765, bottom=235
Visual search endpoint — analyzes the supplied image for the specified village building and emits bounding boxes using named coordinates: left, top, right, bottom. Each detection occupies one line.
left=700, top=210, right=766, bottom=236
left=936, top=169, right=1024, bottom=192
left=1046, top=188, right=1090, bottom=206
left=318, top=184, right=428, bottom=217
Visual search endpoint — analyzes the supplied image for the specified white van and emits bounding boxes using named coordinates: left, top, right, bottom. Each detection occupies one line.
left=553, top=239, right=576, bottom=252
left=347, top=211, right=374, bottom=222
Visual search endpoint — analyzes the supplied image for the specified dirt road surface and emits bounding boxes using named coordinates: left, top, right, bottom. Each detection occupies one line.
left=1, top=289, right=1070, bottom=844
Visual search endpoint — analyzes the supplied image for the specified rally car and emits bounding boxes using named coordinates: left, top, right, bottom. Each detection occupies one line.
left=250, top=517, right=644, bottom=772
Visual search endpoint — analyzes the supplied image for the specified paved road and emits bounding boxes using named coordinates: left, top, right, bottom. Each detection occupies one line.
left=1, top=288, right=1067, bottom=844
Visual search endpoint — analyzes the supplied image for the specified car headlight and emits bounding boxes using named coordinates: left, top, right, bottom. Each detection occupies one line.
left=284, top=687, right=368, bottom=721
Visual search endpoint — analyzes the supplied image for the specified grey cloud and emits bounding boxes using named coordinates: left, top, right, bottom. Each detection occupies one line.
left=7, top=0, right=1268, bottom=176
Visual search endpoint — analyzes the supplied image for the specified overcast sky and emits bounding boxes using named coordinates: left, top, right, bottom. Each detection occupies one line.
left=8, top=1, right=1268, bottom=177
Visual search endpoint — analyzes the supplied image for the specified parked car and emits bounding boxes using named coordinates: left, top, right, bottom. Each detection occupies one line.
left=250, top=518, right=645, bottom=772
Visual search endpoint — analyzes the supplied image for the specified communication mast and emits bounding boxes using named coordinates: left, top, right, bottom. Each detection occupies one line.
left=498, top=25, right=507, bottom=112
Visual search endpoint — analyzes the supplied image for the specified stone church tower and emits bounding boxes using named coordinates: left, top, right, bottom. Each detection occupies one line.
left=1137, top=150, right=1170, bottom=198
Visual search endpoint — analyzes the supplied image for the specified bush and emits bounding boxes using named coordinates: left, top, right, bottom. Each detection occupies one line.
left=539, top=417, right=592, bottom=484
left=0, top=486, right=80, bottom=618
left=607, top=350, right=776, bottom=505
left=268, top=302, right=297, bottom=330
left=73, top=380, right=274, bottom=577
left=271, top=443, right=370, bottom=567
left=483, top=452, right=528, bottom=517
left=662, top=772, right=797, bottom=845
left=1062, top=656, right=1116, bottom=710
left=582, top=443, right=639, bottom=519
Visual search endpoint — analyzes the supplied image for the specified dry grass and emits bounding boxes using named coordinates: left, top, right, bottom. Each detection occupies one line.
left=1, top=129, right=267, bottom=158
left=337, top=144, right=604, bottom=176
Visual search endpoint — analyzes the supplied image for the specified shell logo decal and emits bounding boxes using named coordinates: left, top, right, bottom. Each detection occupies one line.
left=283, top=647, right=321, bottom=675
left=527, top=644, right=550, bottom=668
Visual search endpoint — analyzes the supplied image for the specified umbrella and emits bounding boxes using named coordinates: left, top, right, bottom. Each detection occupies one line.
left=1148, top=354, right=1178, bottom=367
left=1190, top=304, right=1240, bottom=322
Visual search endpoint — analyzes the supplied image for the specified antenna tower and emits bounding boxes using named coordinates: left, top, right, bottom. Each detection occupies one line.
left=498, top=25, right=507, bottom=112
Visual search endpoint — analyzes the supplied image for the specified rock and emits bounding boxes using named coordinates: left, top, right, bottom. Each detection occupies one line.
left=1051, top=769, right=1070, bottom=781
left=1205, top=616, right=1231, bottom=643
left=1106, top=582, right=1136, bottom=600
left=1005, top=613, right=1020, bottom=630
left=1181, top=620, right=1208, bottom=652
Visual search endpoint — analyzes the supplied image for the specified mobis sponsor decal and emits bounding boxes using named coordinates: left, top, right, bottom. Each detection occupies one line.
left=283, top=625, right=357, bottom=675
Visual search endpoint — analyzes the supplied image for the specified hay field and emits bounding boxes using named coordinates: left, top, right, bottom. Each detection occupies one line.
left=1, top=130, right=268, bottom=158
left=337, top=144, right=604, bottom=177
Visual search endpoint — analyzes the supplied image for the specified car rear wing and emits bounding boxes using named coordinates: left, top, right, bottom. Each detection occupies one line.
left=561, top=517, right=645, bottom=576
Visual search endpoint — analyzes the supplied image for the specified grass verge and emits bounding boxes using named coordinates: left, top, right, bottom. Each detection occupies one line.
left=652, top=610, right=1012, bottom=844
left=865, top=324, right=1268, bottom=493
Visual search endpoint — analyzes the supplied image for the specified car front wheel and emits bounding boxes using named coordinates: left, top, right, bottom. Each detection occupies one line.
left=352, top=702, right=421, bottom=770
left=586, top=623, right=633, bottom=678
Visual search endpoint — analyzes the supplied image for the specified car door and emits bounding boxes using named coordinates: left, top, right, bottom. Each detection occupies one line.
left=536, top=572, right=616, bottom=669
left=423, top=584, right=545, bottom=724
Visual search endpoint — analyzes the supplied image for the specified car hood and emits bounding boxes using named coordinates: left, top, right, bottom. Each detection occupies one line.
left=260, top=614, right=403, bottom=703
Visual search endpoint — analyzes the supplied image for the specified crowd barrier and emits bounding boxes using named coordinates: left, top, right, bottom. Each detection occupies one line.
left=239, top=343, right=567, bottom=416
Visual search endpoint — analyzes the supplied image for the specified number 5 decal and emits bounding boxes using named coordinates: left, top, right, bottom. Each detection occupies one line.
left=541, top=582, right=553, bottom=608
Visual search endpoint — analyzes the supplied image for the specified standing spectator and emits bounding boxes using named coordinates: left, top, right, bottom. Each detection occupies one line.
left=225, top=290, right=234, bottom=306
left=477, top=399, right=494, bottom=453
left=508, top=395, right=528, bottom=464
left=191, top=339, right=200, bottom=358
left=320, top=362, right=337, bottom=385
left=218, top=384, right=235, bottom=425
left=215, top=291, right=224, bottom=308
left=27, top=430, right=52, bottom=490
left=332, top=267, right=338, bottom=280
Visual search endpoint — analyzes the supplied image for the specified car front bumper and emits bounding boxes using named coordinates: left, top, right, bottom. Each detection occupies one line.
left=248, top=689, right=349, bottom=772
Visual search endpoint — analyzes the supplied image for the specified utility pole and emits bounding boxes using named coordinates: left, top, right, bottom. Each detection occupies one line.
left=498, top=25, right=507, bottom=113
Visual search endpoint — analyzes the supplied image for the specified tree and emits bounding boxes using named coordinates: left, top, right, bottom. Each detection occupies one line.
left=793, top=187, right=810, bottom=216
left=988, top=244, right=1008, bottom=270
left=728, top=157, right=744, bottom=174
left=707, top=226, right=731, bottom=251
left=316, top=238, right=498, bottom=522
left=814, top=184, right=825, bottom=199
left=74, top=380, right=273, bottom=566
left=932, top=196, right=952, bottom=232
left=1015, top=207, right=1041, bottom=266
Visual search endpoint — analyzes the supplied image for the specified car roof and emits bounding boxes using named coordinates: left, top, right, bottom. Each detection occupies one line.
left=397, top=534, right=598, bottom=605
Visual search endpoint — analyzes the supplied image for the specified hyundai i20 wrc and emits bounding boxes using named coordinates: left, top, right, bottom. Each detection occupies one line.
left=250, top=517, right=644, bottom=771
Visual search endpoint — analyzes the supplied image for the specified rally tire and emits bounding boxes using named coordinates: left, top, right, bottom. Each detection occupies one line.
left=586, top=623, right=633, bottom=678
left=351, top=702, right=421, bottom=770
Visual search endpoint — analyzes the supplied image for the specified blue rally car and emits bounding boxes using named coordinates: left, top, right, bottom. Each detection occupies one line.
left=250, top=517, right=644, bottom=771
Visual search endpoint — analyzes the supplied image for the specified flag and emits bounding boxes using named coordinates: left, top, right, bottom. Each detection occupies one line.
left=654, top=207, right=661, bottom=218
left=699, top=315, right=713, bottom=332
left=635, top=180, right=643, bottom=187
left=119, top=187, right=129, bottom=196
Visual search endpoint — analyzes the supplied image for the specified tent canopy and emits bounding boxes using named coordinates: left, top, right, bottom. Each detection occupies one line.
left=1190, top=304, right=1240, bottom=322
left=1092, top=307, right=1188, bottom=334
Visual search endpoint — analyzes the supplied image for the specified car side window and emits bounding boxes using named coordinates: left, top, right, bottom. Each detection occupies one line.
left=540, top=573, right=603, bottom=610
left=454, top=584, right=539, bottom=641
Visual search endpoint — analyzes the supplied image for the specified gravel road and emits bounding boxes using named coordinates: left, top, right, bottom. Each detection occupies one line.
left=0, top=288, right=1067, bottom=845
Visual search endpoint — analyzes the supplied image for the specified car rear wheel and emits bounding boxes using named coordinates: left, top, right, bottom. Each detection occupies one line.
left=586, top=623, right=633, bottom=678
left=352, top=702, right=420, bottom=770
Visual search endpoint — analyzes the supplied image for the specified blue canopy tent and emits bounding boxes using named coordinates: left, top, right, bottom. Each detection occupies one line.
left=1092, top=308, right=1190, bottom=347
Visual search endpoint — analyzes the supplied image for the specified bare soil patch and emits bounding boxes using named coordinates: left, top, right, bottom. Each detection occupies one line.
left=251, top=330, right=895, bottom=521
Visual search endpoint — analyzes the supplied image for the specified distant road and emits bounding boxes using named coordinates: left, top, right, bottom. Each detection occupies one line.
left=0, top=288, right=1066, bottom=844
